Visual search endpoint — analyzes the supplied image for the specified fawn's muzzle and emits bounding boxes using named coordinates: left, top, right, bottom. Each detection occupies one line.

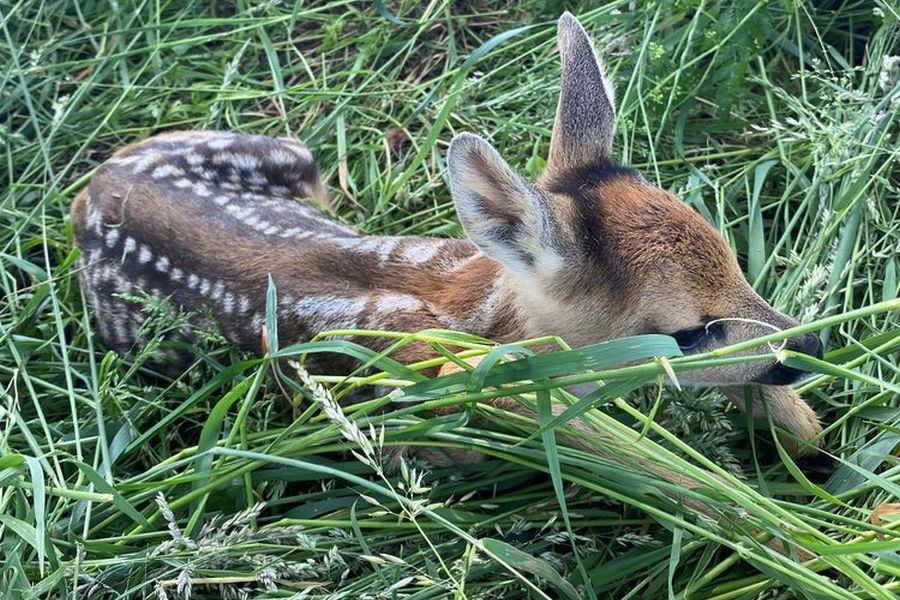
left=754, top=332, right=822, bottom=385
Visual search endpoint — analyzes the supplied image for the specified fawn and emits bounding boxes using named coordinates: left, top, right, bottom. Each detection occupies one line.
left=71, top=13, right=823, bottom=461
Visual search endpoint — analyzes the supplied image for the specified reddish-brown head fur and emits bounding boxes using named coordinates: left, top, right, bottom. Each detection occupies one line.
left=446, top=13, right=823, bottom=450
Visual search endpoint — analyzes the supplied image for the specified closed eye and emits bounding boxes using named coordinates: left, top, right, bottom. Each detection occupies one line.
left=670, top=327, right=707, bottom=352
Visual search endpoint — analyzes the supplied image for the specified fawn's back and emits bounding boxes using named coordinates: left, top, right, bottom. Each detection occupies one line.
left=72, top=131, right=510, bottom=360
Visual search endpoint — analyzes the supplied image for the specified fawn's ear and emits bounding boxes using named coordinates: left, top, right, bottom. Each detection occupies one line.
left=546, top=12, right=617, bottom=175
left=448, top=133, right=558, bottom=276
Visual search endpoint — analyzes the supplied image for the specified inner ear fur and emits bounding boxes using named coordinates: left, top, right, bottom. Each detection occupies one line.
left=447, top=133, right=552, bottom=274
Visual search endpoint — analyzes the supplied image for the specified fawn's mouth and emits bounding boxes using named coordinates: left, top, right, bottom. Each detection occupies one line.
left=752, top=362, right=811, bottom=385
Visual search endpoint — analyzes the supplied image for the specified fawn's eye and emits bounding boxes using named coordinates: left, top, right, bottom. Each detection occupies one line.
left=670, top=327, right=707, bottom=351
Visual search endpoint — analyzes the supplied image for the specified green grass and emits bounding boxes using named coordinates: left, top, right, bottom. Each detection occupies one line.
left=2, top=0, right=900, bottom=598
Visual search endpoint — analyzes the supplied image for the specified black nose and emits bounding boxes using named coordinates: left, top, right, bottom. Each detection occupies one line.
left=753, top=333, right=823, bottom=385
left=786, top=333, right=822, bottom=359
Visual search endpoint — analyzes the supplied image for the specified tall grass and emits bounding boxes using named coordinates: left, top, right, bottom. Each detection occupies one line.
left=1, top=0, right=899, bottom=598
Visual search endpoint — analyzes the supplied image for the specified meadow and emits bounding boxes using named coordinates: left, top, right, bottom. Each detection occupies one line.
left=1, top=0, right=899, bottom=598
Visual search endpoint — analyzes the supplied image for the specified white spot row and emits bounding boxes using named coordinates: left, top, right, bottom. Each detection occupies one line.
left=322, top=236, right=446, bottom=266
left=112, top=235, right=260, bottom=317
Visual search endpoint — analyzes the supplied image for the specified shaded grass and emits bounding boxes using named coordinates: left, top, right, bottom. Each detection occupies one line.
left=2, top=0, right=900, bottom=598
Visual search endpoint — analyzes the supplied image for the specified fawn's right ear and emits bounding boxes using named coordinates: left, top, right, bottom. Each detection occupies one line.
left=545, top=12, right=617, bottom=176
left=448, top=133, right=559, bottom=277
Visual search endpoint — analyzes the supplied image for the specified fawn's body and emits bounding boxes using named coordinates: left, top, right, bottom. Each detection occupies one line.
left=71, top=130, right=522, bottom=362
left=73, top=13, right=823, bottom=458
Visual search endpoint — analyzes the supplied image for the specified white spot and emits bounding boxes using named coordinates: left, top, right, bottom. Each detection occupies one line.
left=211, top=281, right=225, bottom=301
left=206, top=136, right=234, bottom=150
left=173, top=178, right=192, bottom=189
left=402, top=240, right=443, bottom=264
left=187, top=274, right=200, bottom=289
left=250, top=313, right=263, bottom=331
left=263, top=225, right=280, bottom=236
left=131, top=152, right=164, bottom=174
left=118, top=275, right=136, bottom=294
left=104, top=228, right=121, bottom=248
left=372, top=237, right=401, bottom=264
left=223, top=292, right=235, bottom=314
left=155, top=256, right=170, bottom=273
left=374, top=294, right=422, bottom=313
left=231, top=154, right=259, bottom=171
left=239, top=295, right=252, bottom=313
left=199, top=278, right=211, bottom=296
left=138, top=245, right=153, bottom=264
left=151, top=164, right=183, bottom=179
left=184, top=152, right=204, bottom=166
left=100, top=263, right=116, bottom=284
left=247, top=172, right=268, bottom=186
left=113, top=316, right=130, bottom=345
left=270, top=185, right=291, bottom=196
left=331, top=237, right=362, bottom=250
left=536, top=249, right=564, bottom=274
left=226, top=204, right=255, bottom=221
left=86, top=201, right=103, bottom=234
left=269, top=149, right=297, bottom=165
left=213, top=152, right=260, bottom=172
left=170, top=267, right=183, bottom=281
left=193, top=182, right=212, bottom=197
left=212, top=195, right=231, bottom=207
left=120, top=236, right=135, bottom=260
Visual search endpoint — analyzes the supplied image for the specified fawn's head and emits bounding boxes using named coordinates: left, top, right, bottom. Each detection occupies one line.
left=447, top=13, right=820, bottom=386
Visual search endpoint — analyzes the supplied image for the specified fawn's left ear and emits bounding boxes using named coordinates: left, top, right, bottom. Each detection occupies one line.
left=545, top=12, right=617, bottom=176
left=448, top=133, right=560, bottom=276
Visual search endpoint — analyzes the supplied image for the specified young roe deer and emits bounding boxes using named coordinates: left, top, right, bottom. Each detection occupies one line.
left=71, top=13, right=823, bottom=460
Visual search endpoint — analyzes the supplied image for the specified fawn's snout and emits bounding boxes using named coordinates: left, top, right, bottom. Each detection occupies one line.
left=756, top=332, right=822, bottom=385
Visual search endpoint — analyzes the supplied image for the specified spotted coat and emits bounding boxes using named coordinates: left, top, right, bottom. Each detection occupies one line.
left=71, top=131, right=520, bottom=364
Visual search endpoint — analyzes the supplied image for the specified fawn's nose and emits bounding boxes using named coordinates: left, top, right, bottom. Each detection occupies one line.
left=785, top=332, right=823, bottom=359
left=753, top=332, right=823, bottom=385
